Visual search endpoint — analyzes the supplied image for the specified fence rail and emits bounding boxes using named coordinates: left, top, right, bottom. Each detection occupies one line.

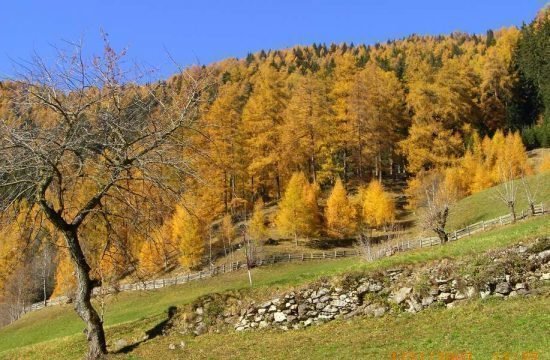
left=25, top=203, right=547, bottom=313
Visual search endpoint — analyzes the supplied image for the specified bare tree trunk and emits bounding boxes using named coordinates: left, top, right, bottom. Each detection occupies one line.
left=435, top=228, right=449, bottom=243
left=276, top=172, right=281, bottom=200
left=64, top=229, right=107, bottom=360
left=378, top=152, right=382, bottom=182
left=343, top=148, right=348, bottom=183
left=508, top=201, right=517, bottom=223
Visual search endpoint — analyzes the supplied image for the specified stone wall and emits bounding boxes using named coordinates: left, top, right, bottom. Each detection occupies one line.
left=174, top=238, right=549, bottom=336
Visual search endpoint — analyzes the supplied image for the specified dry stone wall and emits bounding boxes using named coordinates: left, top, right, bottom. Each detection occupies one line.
left=175, top=238, right=550, bottom=336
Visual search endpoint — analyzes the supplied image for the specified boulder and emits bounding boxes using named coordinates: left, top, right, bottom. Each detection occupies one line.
left=113, top=339, right=128, bottom=351
left=537, top=250, right=550, bottom=262
left=495, top=282, right=511, bottom=295
left=454, top=291, right=466, bottom=300
left=514, top=283, right=526, bottom=290
left=194, top=322, right=207, bottom=336
left=368, top=283, right=383, bottom=292
left=437, top=292, right=453, bottom=303
left=297, top=304, right=308, bottom=317
left=259, top=321, right=269, bottom=329
left=373, top=307, right=386, bottom=317
left=391, top=287, right=412, bottom=304
left=480, top=290, right=491, bottom=299
left=421, top=296, right=434, bottom=307
left=273, top=312, right=286, bottom=323
left=357, top=284, right=369, bottom=294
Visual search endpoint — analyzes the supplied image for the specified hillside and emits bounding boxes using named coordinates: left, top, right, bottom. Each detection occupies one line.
left=447, top=172, right=550, bottom=230
left=0, top=215, right=547, bottom=359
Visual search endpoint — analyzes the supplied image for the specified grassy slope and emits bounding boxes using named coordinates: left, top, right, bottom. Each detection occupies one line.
left=0, top=216, right=548, bottom=359
left=447, top=172, right=550, bottom=230
left=115, top=296, right=550, bottom=360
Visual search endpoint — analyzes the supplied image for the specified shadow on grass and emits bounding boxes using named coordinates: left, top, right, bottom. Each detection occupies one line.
left=308, top=238, right=356, bottom=249
left=116, top=305, right=177, bottom=354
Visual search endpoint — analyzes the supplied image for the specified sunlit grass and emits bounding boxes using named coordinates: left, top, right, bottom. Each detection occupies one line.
left=0, top=216, right=547, bottom=359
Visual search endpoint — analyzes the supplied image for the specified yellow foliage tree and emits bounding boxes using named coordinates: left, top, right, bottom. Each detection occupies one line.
left=98, top=243, right=129, bottom=283
left=249, top=199, right=268, bottom=241
left=275, top=172, right=319, bottom=245
left=361, top=180, right=396, bottom=229
left=138, top=227, right=177, bottom=275
left=325, top=178, right=356, bottom=237
left=538, top=153, right=550, bottom=173
left=52, top=249, right=76, bottom=298
left=171, top=205, right=204, bottom=270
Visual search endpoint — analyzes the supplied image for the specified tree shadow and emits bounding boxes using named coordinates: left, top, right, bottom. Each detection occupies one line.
left=115, top=305, right=177, bottom=354
left=308, top=238, right=356, bottom=250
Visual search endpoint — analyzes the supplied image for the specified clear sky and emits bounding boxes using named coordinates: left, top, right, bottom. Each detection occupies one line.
left=0, top=0, right=546, bottom=80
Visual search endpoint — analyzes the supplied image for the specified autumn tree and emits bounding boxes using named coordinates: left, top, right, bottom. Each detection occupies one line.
left=171, top=205, right=205, bottom=270
left=348, top=62, right=406, bottom=180
left=275, top=172, right=319, bottom=245
left=203, top=81, right=248, bottom=211
left=325, top=178, right=356, bottom=238
left=249, top=199, right=268, bottom=241
left=361, top=180, right=396, bottom=229
left=242, top=63, right=288, bottom=199
left=220, top=213, right=235, bottom=259
left=280, top=74, right=331, bottom=183
left=479, top=28, right=520, bottom=131
left=52, top=249, right=77, bottom=298
left=138, top=226, right=177, bottom=275
left=0, top=42, right=204, bottom=358
left=330, top=52, right=357, bottom=181
left=400, top=59, right=476, bottom=172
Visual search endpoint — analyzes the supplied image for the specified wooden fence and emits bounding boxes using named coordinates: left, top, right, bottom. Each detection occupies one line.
left=25, top=203, right=547, bottom=313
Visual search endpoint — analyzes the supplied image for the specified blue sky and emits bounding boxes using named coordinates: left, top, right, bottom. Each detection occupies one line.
left=0, top=1, right=545, bottom=80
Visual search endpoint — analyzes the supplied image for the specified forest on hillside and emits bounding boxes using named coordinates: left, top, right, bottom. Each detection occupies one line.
left=0, top=7, right=548, bottom=330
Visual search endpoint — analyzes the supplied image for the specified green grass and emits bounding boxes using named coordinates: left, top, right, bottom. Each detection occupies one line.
left=0, top=216, right=548, bottom=359
left=113, top=296, right=550, bottom=360
left=447, top=172, right=550, bottom=230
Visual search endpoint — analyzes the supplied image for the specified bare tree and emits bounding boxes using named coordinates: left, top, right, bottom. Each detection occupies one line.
left=356, top=232, right=373, bottom=261
left=417, top=171, right=455, bottom=244
left=0, top=40, right=206, bottom=359
left=521, top=173, right=538, bottom=216
left=494, top=165, right=518, bottom=222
